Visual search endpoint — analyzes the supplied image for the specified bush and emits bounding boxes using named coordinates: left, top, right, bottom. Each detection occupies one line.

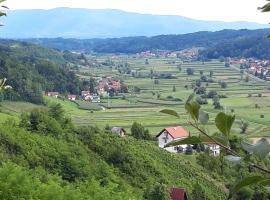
left=186, top=68, right=194, bottom=75
left=131, top=122, right=151, bottom=140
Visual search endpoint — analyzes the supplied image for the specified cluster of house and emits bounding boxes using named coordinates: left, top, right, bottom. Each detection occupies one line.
left=112, top=125, right=220, bottom=156
left=43, top=91, right=101, bottom=103
left=228, top=57, right=270, bottom=81
left=96, top=76, right=122, bottom=95
left=43, top=76, right=123, bottom=103
left=136, top=49, right=198, bottom=60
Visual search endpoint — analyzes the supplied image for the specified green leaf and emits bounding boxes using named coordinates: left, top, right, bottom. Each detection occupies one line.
left=185, top=101, right=200, bottom=121
left=199, top=110, right=209, bottom=125
left=165, top=136, right=201, bottom=147
left=260, top=179, right=270, bottom=186
left=253, top=138, right=270, bottom=159
left=215, top=112, right=235, bottom=137
left=199, top=134, right=228, bottom=147
left=159, top=109, right=180, bottom=118
left=230, top=176, right=265, bottom=197
left=241, top=140, right=254, bottom=153
left=0, top=0, right=6, bottom=4
left=241, top=138, right=270, bottom=159
left=0, top=11, right=6, bottom=17
left=186, top=93, right=195, bottom=103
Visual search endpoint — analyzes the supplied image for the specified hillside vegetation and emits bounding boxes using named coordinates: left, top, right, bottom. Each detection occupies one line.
left=24, top=29, right=270, bottom=59
left=0, top=104, right=227, bottom=199
left=0, top=40, right=84, bottom=104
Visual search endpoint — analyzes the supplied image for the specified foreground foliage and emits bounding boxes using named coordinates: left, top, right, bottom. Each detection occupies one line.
left=0, top=104, right=227, bottom=199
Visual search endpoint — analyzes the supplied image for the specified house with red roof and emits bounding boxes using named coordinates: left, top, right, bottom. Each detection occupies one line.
left=170, top=188, right=189, bottom=200
left=156, top=126, right=189, bottom=153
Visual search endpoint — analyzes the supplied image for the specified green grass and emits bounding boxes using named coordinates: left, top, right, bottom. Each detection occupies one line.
left=3, top=57, right=270, bottom=138
left=74, top=100, right=102, bottom=111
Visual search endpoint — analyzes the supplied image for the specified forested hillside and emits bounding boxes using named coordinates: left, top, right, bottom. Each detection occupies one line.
left=0, top=40, right=84, bottom=104
left=24, top=29, right=270, bottom=59
left=0, top=103, right=227, bottom=199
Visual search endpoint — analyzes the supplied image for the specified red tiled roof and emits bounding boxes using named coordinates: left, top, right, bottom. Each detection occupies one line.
left=170, top=188, right=188, bottom=200
left=164, top=126, right=189, bottom=139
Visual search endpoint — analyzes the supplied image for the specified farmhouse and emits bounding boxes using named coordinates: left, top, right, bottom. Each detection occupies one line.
left=111, top=127, right=126, bottom=137
left=67, top=94, right=76, bottom=101
left=156, top=126, right=189, bottom=153
left=170, top=188, right=189, bottom=200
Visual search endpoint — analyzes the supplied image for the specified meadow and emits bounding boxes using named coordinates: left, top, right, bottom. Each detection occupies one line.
left=2, top=56, right=270, bottom=139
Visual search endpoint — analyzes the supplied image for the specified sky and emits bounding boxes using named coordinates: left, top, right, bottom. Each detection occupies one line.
left=6, top=0, right=270, bottom=24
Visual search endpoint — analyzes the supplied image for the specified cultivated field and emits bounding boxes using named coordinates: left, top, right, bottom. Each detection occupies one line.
left=3, top=56, right=270, bottom=138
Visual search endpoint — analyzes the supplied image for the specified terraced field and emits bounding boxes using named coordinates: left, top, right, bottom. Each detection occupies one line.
left=2, top=56, right=270, bottom=138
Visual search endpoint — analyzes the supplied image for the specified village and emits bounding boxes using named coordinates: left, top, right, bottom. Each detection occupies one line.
left=43, top=75, right=124, bottom=103
left=228, top=57, right=270, bottom=81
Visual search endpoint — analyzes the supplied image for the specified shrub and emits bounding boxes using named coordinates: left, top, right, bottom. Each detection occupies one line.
left=186, top=68, right=194, bottom=75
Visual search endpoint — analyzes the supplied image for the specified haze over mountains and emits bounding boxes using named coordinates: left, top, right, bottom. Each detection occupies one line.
left=1, top=7, right=269, bottom=39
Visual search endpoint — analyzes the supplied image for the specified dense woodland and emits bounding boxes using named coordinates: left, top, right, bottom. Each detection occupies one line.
left=24, top=29, right=270, bottom=59
left=0, top=40, right=84, bottom=104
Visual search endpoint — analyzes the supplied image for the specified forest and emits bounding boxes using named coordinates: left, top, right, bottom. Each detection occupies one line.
left=0, top=40, right=84, bottom=104
left=24, top=29, right=270, bottom=59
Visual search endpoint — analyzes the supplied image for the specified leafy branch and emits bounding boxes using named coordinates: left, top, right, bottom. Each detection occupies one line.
left=160, top=94, right=270, bottom=198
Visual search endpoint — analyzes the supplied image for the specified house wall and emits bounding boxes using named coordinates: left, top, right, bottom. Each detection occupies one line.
left=205, top=144, right=220, bottom=156
left=158, top=131, right=187, bottom=153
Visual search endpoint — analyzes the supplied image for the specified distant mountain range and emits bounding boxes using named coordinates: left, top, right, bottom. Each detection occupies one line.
left=0, top=7, right=269, bottom=38
left=23, top=29, right=270, bottom=60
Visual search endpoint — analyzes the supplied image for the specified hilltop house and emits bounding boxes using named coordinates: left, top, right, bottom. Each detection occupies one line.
left=170, top=188, right=189, bottom=200
left=111, top=127, right=126, bottom=137
left=156, top=126, right=189, bottom=153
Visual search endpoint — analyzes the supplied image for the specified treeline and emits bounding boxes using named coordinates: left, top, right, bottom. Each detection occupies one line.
left=0, top=41, right=83, bottom=104
left=199, top=34, right=270, bottom=59
left=23, top=29, right=270, bottom=59
left=0, top=103, right=227, bottom=200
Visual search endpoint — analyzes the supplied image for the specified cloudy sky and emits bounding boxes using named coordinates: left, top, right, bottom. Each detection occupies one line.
left=6, top=0, right=270, bottom=23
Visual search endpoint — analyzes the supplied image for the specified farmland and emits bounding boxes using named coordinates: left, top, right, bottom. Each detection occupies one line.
left=2, top=56, right=270, bottom=138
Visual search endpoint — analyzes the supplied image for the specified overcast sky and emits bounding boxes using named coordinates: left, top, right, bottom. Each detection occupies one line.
left=6, top=0, right=270, bottom=24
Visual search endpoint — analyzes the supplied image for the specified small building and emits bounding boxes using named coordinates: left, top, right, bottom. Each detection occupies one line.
left=81, top=91, right=91, bottom=97
left=205, top=144, right=220, bottom=156
left=47, top=92, right=59, bottom=98
left=111, top=127, right=126, bottom=137
left=156, top=126, right=189, bottom=153
left=170, top=188, right=189, bottom=200
left=68, top=94, right=77, bottom=101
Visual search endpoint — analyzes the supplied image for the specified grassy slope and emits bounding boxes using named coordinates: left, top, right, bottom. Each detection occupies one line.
left=0, top=120, right=227, bottom=199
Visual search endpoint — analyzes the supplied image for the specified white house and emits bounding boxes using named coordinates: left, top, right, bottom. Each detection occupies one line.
left=111, top=127, right=126, bottom=137
left=68, top=94, right=77, bottom=101
left=156, top=126, right=189, bottom=153
left=204, top=144, right=220, bottom=156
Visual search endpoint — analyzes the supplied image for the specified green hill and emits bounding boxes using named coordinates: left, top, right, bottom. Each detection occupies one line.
left=0, top=40, right=84, bottom=104
left=0, top=105, right=227, bottom=199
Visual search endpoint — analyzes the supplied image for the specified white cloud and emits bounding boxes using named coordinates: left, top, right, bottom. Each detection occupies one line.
left=6, top=0, right=270, bottom=23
